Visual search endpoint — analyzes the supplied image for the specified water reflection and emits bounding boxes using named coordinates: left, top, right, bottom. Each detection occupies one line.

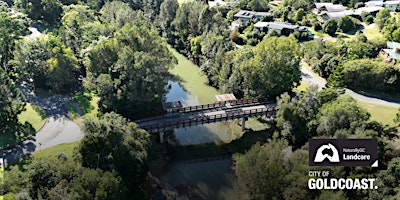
left=161, top=159, right=239, bottom=200
left=166, top=81, right=233, bottom=145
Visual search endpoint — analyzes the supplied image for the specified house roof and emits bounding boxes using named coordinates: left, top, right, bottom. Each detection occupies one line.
left=365, top=1, right=383, bottom=7
left=383, top=49, right=400, bottom=59
left=254, top=21, right=308, bottom=32
left=254, top=12, right=272, bottom=17
left=384, top=1, right=400, bottom=5
left=325, top=4, right=346, bottom=12
left=254, top=21, right=269, bottom=28
left=324, top=10, right=354, bottom=19
left=387, top=41, right=400, bottom=49
left=234, top=10, right=256, bottom=18
left=315, top=3, right=333, bottom=9
left=354, top=6, right=383, bottom=15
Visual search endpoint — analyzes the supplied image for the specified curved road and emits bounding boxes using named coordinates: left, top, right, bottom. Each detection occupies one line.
left=1, top=84, right=84, bottom=166
left=301, top=64, right=400, bottom=108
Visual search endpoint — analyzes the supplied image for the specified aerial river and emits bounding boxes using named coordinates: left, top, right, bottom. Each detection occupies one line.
left=159, top=47, right=239, bottom=199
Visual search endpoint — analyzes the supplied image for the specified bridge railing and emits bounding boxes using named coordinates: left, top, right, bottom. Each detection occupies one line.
left=141, top=106, right=277, bottom=133
left=168, top=97, right=273, bottom=114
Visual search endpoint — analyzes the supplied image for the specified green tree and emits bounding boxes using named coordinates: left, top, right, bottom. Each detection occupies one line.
left=0, top=68, right=26, bottom=134
left=293, top=8, right=305, bottom=22
left=0, top=6, right=29, bottom=74
left=315, top=95, right=370, bottom=137
left=85, top=23, right=176, bottom=117
left=233, top=139, right=289, bottom=200
left=337, top=15, right=357, bottom=33
left=15, top=0, right=62, bottom=25
left=323, top=19, right=338, bottom=36
left=242, top=36, right=301, bottom=98
left=13, top=34, right=79, bottom=93
left=156, top=0, right=179, bottom=38
left=78, top=112, right=150, bottom=198
left=375, top=8, right=391, bottom=30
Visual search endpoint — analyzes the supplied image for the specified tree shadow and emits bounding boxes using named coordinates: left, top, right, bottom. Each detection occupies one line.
left=0, top=122, right=36, bottom=149
left=73, top=92, right=94, bottom=115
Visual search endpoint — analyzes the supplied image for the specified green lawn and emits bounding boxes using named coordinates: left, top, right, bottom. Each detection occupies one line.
left=363, top=24, right=383, bottom=41
left=0, top=104, right=46, bottom=149
left=293, top=80, right=308, bottom=92
left=358, top=101, right=398, bottom=125
left=18, top=103, right=46, bottom=131
left=32, top=142, right=79, bottom=160
left=68, top=91, right=99, bottom=122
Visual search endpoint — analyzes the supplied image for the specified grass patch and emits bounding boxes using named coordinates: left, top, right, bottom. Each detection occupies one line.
left=74, top=92, right=99, bottom=117
left=0, top=103, right=46, bottom=149
left=18, top=103, right=46, bottom=131
left=33, top=142, right=79, bottom=160
left=169, top=46, right=220, bottom=104
left=363, top=24, right=383, bottom=41
left=358, top=101, right=399, bottom=125
left=294, top=80, right=308, bottom=92
left=67, top=102, right=79, bottom=120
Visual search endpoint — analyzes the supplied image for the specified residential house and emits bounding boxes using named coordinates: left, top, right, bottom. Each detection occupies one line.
left=354, top=6, right=383, bottom=16
left=380, top=41, right=400, bottom=64
left=383, top=1, right=400, bottom=11
left=365, top=0, right=384, bottom=7
left=234, top=10, right=256, bottom=25
left=254, top=21, right=309, bottom=36
left=234, top=10, right=272, bottom=26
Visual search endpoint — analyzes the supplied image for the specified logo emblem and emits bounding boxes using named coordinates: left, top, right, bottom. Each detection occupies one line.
left=314, top=143, right=340, bottom=163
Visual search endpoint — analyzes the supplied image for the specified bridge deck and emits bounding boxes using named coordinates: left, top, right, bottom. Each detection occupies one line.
left=135, top=101, right=277, bottom=133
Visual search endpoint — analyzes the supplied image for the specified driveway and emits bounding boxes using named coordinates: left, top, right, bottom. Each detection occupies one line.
left=301, top=64, right=400, bottom=108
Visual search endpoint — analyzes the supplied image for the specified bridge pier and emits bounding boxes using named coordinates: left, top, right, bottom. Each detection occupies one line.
left=242, top=116, right=246, bottom=131
left=159, top=132, right=164, bottom=143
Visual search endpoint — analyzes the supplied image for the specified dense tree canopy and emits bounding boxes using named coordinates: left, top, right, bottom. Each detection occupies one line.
left=3, top=156, right=124, bottom=199
left=241, top=36, right=301, bottom=97
left=0, top=68, right=26, bottom=134
left=85, top=23, right=176, bottom=117
left=78, top=112, right=150, bottom=197
left=13, top=34, right=79, bottom=93
left=15, top=0, right=62, bottom=25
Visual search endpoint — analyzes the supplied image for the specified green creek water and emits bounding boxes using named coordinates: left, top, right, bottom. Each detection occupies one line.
left=160, top=47, right=239, bottom=199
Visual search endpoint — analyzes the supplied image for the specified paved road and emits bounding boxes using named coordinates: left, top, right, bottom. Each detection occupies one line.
left=301, top=64, right=400, bottom=108
left=1, top=84, right=84, bottom=166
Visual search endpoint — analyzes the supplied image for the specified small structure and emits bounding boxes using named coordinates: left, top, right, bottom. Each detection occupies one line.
left=254, top=21, right=309, bottom=36
left=234, top=10, right=256, bottom=25
left=162, top=101, right=183, bottom=113
left=313, top=3, right=333, bottom=14
left=325, top=4, right=346, bottom=12
left=384, top=1, right=400, bottom=11
left=215, top=94, right=237, bottom=101
left=381, top=41, right=400, bottom=64
left=234, top=10, right=272, bottom=26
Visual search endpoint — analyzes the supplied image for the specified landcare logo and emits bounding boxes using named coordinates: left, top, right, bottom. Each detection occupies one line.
left=309, top=139, right=378, bottom=167
left=308, top=139, right=379, bottom=190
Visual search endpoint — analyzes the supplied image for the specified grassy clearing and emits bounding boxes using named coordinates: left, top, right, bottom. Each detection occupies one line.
left=294, top=80, right=308, bottom=92
left=68, top=91, right=99, bottom=122
left=32, top=142, right=79, bottom=160
left=18, top=103, right=46, bottom=131
left=358, top=101, right=398, bottom=125
left=0, top=104, right=46, bottom=149
left=363, top=24, right=383, bottom=41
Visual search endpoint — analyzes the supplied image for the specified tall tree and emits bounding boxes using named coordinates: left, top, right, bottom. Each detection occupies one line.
left=78, top=112, right=150, bottom=198
left=0, top=68, right=26, bottom=134
left=85, top=23, right=176, bottom=118
left=13, top=34, right=79, bottom=93
left=241, top=36, right=301, bottom=98
left=375, top=8, right=391, bottom=30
